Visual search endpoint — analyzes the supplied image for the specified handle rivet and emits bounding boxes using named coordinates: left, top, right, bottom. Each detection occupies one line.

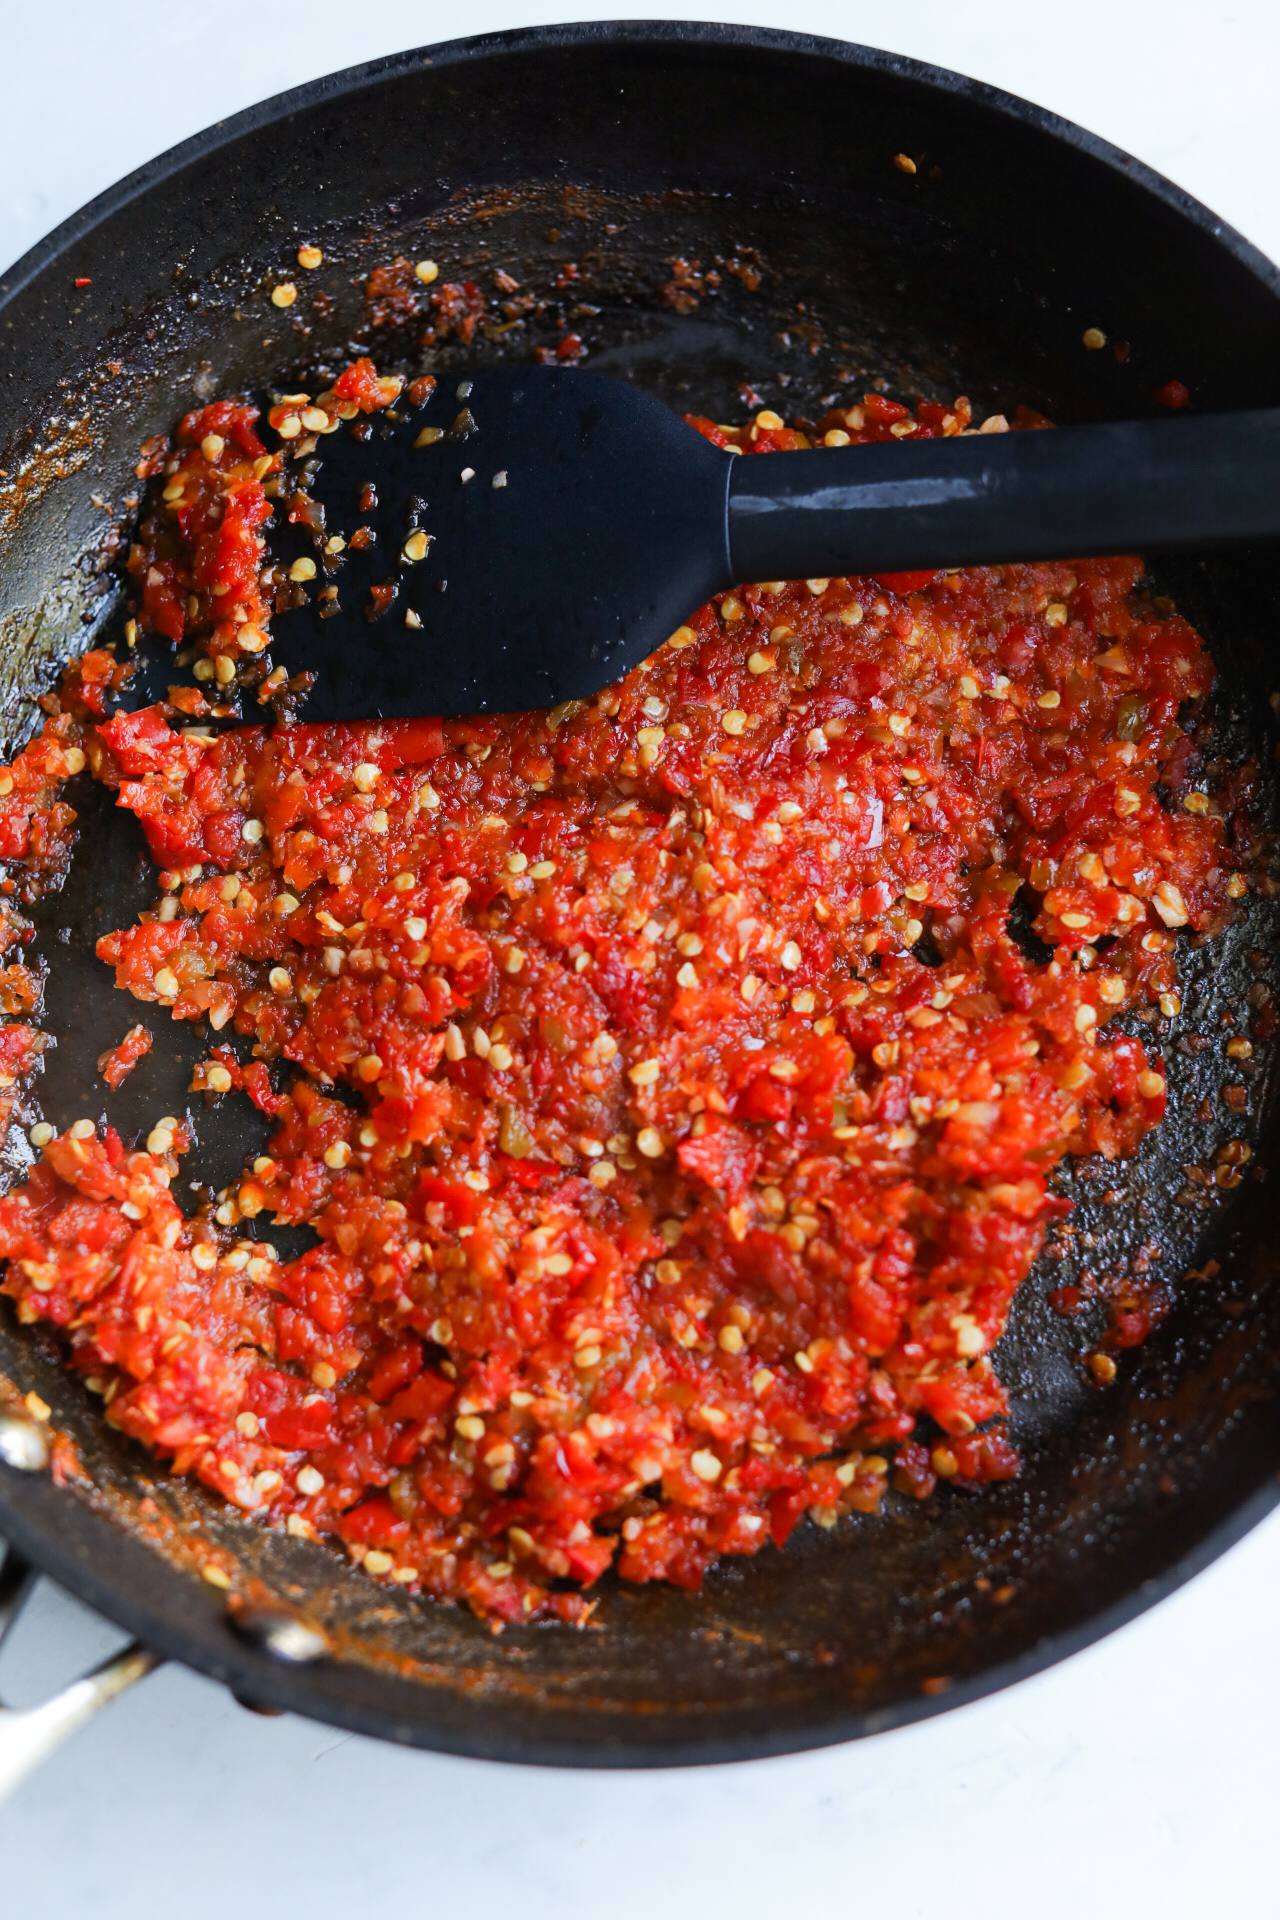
left=0, top=1416, right=49, bottom=1473
left=230, top=1606, right=329, bottom=1664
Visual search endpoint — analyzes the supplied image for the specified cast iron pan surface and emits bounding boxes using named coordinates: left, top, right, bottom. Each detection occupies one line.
left=0, top=23, right=1278, bottom=1766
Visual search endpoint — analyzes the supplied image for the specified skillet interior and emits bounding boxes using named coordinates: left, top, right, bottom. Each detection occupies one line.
left=0, top=23, right=1278, bottom=1766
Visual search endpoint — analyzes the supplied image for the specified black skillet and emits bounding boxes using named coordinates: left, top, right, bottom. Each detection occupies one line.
left=0, top=22, right=1278, bottom=1768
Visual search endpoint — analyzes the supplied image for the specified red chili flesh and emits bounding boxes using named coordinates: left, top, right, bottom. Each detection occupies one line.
left=97, top=1024, right=152, bottom=1090
left=0, top=369, right=1247, bottom=1625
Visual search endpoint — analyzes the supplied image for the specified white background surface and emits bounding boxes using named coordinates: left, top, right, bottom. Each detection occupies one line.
left=2, top=5, right=1280, bottom=1915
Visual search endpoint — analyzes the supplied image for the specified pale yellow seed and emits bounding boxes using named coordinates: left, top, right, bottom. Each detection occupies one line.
left=206, top=1065, right=233, bottom=1093
left=1037, top=689, right=1061, bottom=709
left=414, top=260, right=439, bottom=284
left=455, top=1415, right=485, bottom=1441
left=721, top=709, right=747, bottom=735
left=488, top=1044, right=514, bottom=1071
left=271, top=282, right=298, bottom=308
left=403, top=530, right=430, bottom=563
left=1151, top=881, right=1188, bottom=928
left=297, top=245, right=323, bottom=270
left=323, top=1142, right=351, bottom=1170
left=296, top=1465, right=325, bottom=1495
left=636, top=1127, right=665, bottom=1159
left=690, top=1449, right=722, bottom=1483
left=718, top=1325, right=745, bottom=1353
left=629, top=1058, right=660, bottom=1086
left=352, top=762, right=378, bottom=792
left=1082, top=326, right=1107, bottom=350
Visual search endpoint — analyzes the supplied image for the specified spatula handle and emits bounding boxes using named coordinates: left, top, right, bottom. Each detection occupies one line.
left=726, top=409, right=1280, bottom=584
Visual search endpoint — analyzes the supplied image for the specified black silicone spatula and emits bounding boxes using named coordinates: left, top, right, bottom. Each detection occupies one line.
left=264, top=366, right=1280, bottom=719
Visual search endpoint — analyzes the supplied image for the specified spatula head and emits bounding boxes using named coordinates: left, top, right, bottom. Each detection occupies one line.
left=265, top=366, right=734, bottom=719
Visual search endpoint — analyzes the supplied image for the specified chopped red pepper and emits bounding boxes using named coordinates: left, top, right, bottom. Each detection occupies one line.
left=0, top=363, right=1253, bottom=1626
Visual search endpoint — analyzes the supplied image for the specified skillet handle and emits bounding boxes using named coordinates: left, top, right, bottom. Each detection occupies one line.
left=0, top=1544, right=162, bottom=1805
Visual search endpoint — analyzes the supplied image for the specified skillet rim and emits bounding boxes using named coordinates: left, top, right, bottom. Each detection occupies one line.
left=1, top=17, right=1278, bottom=1768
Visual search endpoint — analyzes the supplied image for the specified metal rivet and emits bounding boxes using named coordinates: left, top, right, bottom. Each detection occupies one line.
left=230, top=1606, right=329, bottom=1664
left=0, top=1415, right=50, bottom=1472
